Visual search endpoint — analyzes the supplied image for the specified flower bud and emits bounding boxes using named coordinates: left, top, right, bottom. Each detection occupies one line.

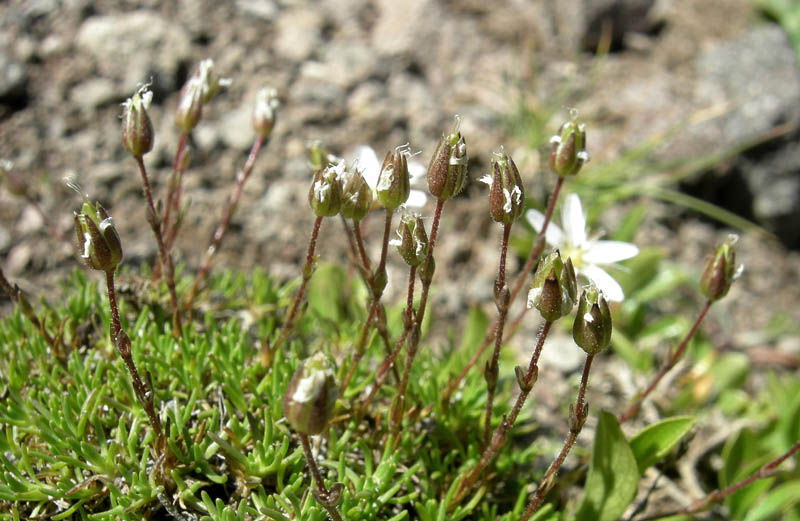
left=121, top=85, right=154, bottom=158
left=482, top=148, right=524, bottom=224
left=391, top=213, right=429, bottom=266
left=307, top=140, right=334, bottom=172
left=376, top=145, right=411, bottom=210
left=527, top=250, right=577, bottom=322
left=339, top=165, right=373, bottom=221
left=549, top=112, right=589, bottom=177
left=427, top=120, right=468, bottom=201
left=73, top=198, right=123, bottom=273
left=573, top=284, right=612, bottom=355
left=252, top=87, right=279, bottom=139
left=282, top=352, right=338, bottom=435
left=308, top=163, right=343, bottom=217
left=699, top=234, right=743, bottom=301
left=194, top=58, right=232, bottom=104
left=420, top=256, right=435, bottom=286
left=175, top=78, right=204, bottom=133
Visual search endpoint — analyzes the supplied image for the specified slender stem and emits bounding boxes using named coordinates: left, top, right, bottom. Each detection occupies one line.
left=105, top=270, right=165, bottom=454
left=415, top=199, right=445, bottom=329
left=271, top=216, right=324, bottom=358
left=520, top=353, right=595, bottom=521
left=184, top=136, right=265, bottom=309
left=637, top=439, right=800, bottom=521
left=299, top=433, right=344, bottom=521
left=339, top=299, right=380, bottom=393
left=360, top=265, right=416, bottom=413
left=440, top=176, right=565, bottom=407
left=161, top=131, right=188, bottom=247
left=353, top=220, right=372, bottom=272
left=618, top=300, right=712, bottom=423
left=483, top=222, right=513, bottom=447
left=451, top=321, right=552, bottom=506
left=376, top=208, right=393, bottom=278
left=134, top=156, right=182, bottom=334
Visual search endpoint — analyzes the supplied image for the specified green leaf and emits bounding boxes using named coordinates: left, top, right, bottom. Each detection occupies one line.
left=745, top=480, right=800, bottom=521
left=307, top=263, right=347, bottom=323
left=574, top=411, right=639, bottom=521
left=629, top=416, right=695, bottom=473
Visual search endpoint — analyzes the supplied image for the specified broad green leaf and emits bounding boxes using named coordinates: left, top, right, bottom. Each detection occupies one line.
left=745, top=481, right=800, bottom=521
left=629, top=416, right=695, bottom=473
left=574, top=410, right=638, bottom=521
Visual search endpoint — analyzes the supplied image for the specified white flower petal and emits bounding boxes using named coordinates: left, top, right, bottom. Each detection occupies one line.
left=583, top=241, right=639, bottom=264
left=406, top=189, right=427, bottom=208
left=582, top=264, right=625, bottom=302
left=525, top=209, right=564, bottom=248
left=408, top=160, right=427, bottom=184
left=352, top=145, right=380, bottom=188
left=561, top=193, right=587, bottom=247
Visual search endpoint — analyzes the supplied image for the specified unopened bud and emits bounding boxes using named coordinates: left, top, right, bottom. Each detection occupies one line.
left=420, top=256, right=435, bottom=286
left=527, top=250, right=577, bottom=321
left=308, top=164, right=343, bottom=217
left=699, top=234, right=742, bottom=301
left=175, top=78, right=204, bottom=133
left=371, top=269, right=387, bottom=299
left=339, top=165, right=373, bottom=221
left=391, top=214, right=428, bottom=267
left=72, top=190, right=123, bottom=274
left=252, top=87, right=279, bottom=139
left=482, top=148, right=524, bottom=224
left=121, top=85, right=154, bottom=158
left=427, top=119, right=468, bottom=201
left=549, top=112, right=588, bottom=177
left=377, top=145, right=411, bottom=210
left=573, top=284, right=612, bottom=355
left=282, top=352, right=338, bottom=435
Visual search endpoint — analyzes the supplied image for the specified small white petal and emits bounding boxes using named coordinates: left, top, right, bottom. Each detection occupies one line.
left=733, top=264, right=744, bottom=280
left=406, top=189, right=427, bottom=208
left=527, top=287, right=542, bottom=308
left=549, top=134, right=561, bottom=144
left=503, top=188, right=512, bottom=213
left=352, top=145, right=380, bottom=188
left=583, top=312, right=594, bottom=323
left=479, top=174, right=493, bottom=187
left=583, top=241, right=639, bottom=264
left=582, top=265, right=625, bottom=302
left=561, top=194, right=587, bottom=247
left=408, top=160, right=427, bottom=184
left=388, top=238, right=402, bottom=247
left=525, top=209, right=564, bottom=247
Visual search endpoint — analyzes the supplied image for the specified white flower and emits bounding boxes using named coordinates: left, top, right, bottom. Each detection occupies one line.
left=525, top=193, right=639, bottom=302
left=351, top=145, right=428, bottom=208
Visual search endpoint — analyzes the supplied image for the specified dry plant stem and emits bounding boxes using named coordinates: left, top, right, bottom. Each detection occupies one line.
left=272, top=216, right=324, bottom=356
left=452, top=321, right=553, bottom=506
left=618, top=299, right=712, bottom=423
left=483, top=222, right=513, bottom=447
left=134, top=156, right=182, bottom=333
left=161, top=131, right=188, bottom=248
left=184, top=135, right=265, bottom=309
left=299, top=433, right=344, bottom=521
left=105, top=270, right=164, bottom=450
left=638, top=439, right=800, bottom=521
left=360, top=265, right=416, bottom=412
left=376, top=208, right=393, bottom=279
left=440, top=176, right=565, bottom=406
left=520, top=353, right=595, bottom=521
left=415, top=198, right=445, bottom=329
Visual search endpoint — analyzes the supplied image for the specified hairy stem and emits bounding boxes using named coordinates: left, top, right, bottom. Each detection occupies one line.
left=483, top=222, right=513, bottom=447
left=440, top=175, right=565, bottom=407
left=618, top=300, right=712, bottom=423
left=299, top=433, right=344, bottom=521
left=520, top=353, right=595, bottom=520
left=270, top=216, right=324, bottom=360
left=135, top=156, right=182, bottom=334
left=637, top=439, right=800, bottom=521
left=161, top=131, right=188, bottom=250
left=184, top=135, right=266, bottom=309
left=452, top=321, right=552, bottom=506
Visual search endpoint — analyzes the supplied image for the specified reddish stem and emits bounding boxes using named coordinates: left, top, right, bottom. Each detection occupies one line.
left=618, top=300, right=712, bottom=423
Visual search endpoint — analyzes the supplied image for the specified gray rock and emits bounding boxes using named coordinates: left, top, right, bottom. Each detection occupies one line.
left=235, top=0, right=278, bottom=20
left=695, top=24, right=800, bottom=146
left=75, top=10, right=191, bottom=93
left=0, top=51, right=28, bottom=105
left=273, top=9, right=324, bottom=62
